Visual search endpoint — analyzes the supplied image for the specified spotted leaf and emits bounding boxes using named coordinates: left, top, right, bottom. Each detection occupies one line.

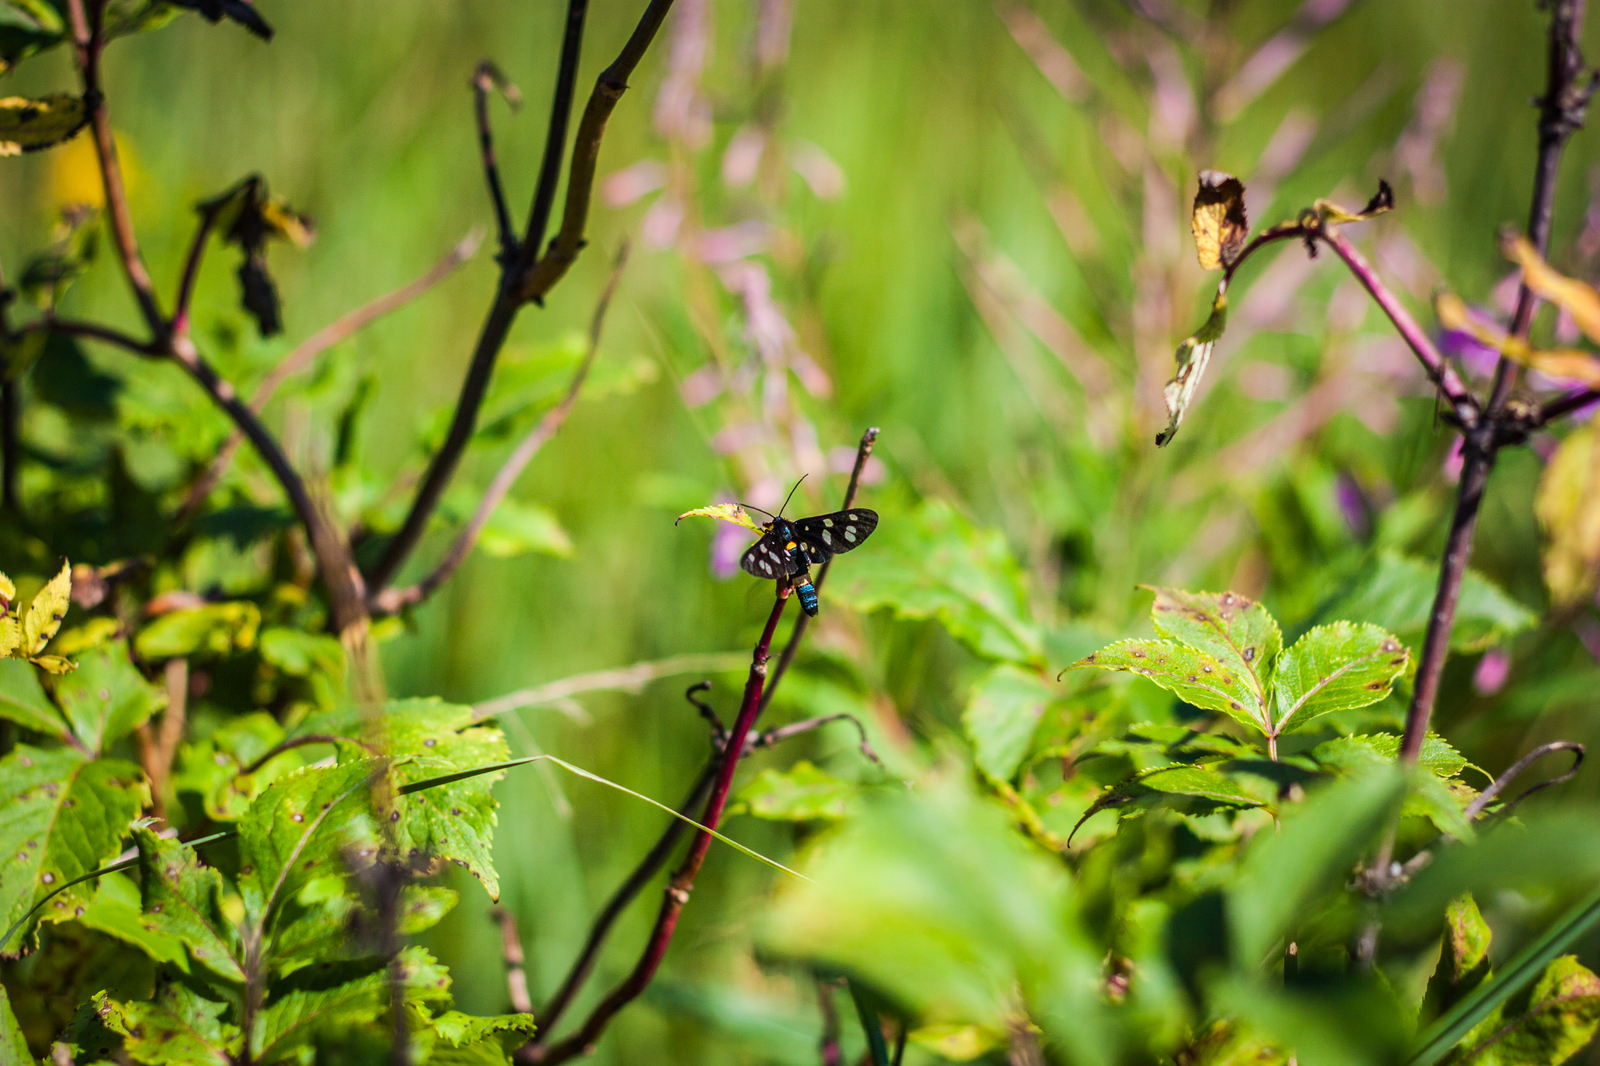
left=1072, top=639, right=1268, bottom=736
left=1269, top=622, right=1409, bottom=736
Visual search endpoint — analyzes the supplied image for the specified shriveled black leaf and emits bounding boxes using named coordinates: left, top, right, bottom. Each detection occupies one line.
left=166, top=0, right=273, bottom=40
left=198, top=175, right=314, bottom=337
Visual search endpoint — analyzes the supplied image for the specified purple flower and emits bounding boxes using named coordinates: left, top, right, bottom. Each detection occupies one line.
left=1473, top=647, right=1510, bottom=696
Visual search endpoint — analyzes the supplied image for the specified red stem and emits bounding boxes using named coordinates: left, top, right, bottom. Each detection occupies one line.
left=525, top=587, right=791, bottom=1064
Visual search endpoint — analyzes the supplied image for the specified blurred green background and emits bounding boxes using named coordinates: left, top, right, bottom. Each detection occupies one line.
left=5, top=0, right=1600, bottom=1061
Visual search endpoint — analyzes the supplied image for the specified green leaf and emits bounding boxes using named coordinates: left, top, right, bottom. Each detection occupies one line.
left=478, top=500, right=574, bottom=559
left=1458, top=956, right=1600, bottom=1066
left=730, top=761, right=858, bottom=822
left=1148, top=587, right=1281, bottom=696
left=1073, top=639, right=1268, bottom=735
left=0, top=746, right=148, bottom=950
left=258, top=627, right=345, bottom=678
left=299, top=698, right=510, bottom=898
left=431, top=1011, right=538, bottom=1048
left=1269, top=623, right=1409, bottom=736
left=1537, top=424, right=1600, bottom=611
left=0, top=657, right=70, bottom=740
left=131, top=827, right=244, bottom=984
left=0, top=983, right=35, bottom=1066
left=1317, top=552, right=1536, bottom=654
left=760, top=778, right=1109, bottom=1064
left=962, top=664, right=1056, bottom=780
left=398, top=884, right=458, bottom=935
left=134, top=602, right=260, bottom=660
left=53, top=646, right=166, bottom=754
left=237, top=760, right=380, bottom=931
left=1315, top=733, right=1467, bottom=779
left=102, top=984, right=241, bottom=1066
left=77, top=870, right=191, bottom=971
left=1229, top=765, right=1406, bottom=966
left=250, top=946, right=450, bottom=1062
left=1070, top=764, right=1266, bottom=842
left=1447, top=894, right=1492, bottom=986
left=831, top=500, right=1042, bottom=664
left=382, top=699, right=509, bottom=899
left=171, top=712, right=294, bottom=822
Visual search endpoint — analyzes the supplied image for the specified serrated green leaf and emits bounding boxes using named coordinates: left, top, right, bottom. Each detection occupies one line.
left=1148, top=586, right=1281, bottom=699
left=131, top=827, right=244, bottom=984
left=1459, top=956, right=1600, bottom=1066
left=0, top=983, right=34, bottom=1066
left=1073, top=639, right=1268, bottom=735
left=831, top=500, right=1042, bottom=664
left=250, top=946, right=450, bottom=1062
left=297, top=698, right=509, bottom=897
left=1408, top=770, right=1475, bottom=843
left=962, top=664, right=1055, bottom=780
left=1270, top=623, right=1409, bottom=736
left=53, top=646, right=166, bottom=754
left=730, top=761, right=858, bottom=822
left=237, top=760, right=380, bottom=931
left=23, top=559, right=70, bottom=656
left=1229, top=765, right=1406, bottom=967
left=0, top=657, right=70, bottom=739
left=134, top=602, right=259, bottom=660
left=1314, top=733, right=1467, bottom=779
left=102, top=984, right=240, bottom=1066
left=432, top=1010, right=537, bottom=1047
left=171, top=712, right=292, bottom=822
left=0, top=746, right=149, bottom=950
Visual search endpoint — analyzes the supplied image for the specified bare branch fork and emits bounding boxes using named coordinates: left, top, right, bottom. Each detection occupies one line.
left=40, top=0, right=677, bottom=637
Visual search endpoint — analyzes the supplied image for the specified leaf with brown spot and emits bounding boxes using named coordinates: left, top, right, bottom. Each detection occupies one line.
left=1156, top=291, right=1228, bottom=447
left=1145, top=586, right=1281, bottom=709
left=1070, top=639, right=1268, bottom=735
left=1269, top=622, right=1409, bottom=736
left=23, top=559, right=71, bottom=657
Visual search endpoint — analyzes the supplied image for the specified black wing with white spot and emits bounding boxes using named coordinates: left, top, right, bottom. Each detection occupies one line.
left=741, top=529, right=801, bottom=579
left=794, top=509, right=878, bottom=558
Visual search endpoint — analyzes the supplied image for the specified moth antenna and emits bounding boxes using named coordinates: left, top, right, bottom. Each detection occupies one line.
left=736, top=501, right=775, bottom=520
left=776, top=474, right=809, bottom=519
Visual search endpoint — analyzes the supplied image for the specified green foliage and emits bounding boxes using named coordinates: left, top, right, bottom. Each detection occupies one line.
left=729, top=761, right=858, bottom=822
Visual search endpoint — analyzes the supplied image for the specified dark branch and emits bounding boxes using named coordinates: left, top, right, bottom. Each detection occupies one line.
left=1399, top=0, right=1591, bottom=764
left=520, top=0, right=591, bottom=265
left=372, top=243, right=626, bottom=616
left=1463, top=741, right=1586, bottom=821
left=366, top=0, right=675, bottom=597
left=474, top=61, right=523, bottom=263
left=173, top=200, right=224, bottom=336
left=1, top=380, right=18, bottom=516
left=761, top=427, right=880, bottom=711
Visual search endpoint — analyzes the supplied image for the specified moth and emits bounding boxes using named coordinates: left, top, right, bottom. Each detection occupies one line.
left=740, top=484, right=878, bottom=617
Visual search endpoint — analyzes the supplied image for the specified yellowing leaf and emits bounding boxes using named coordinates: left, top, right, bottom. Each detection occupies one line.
left=1504, top=233, right=1600, bottom=346
left=1191, top=171, right=1248, bottom=271
left=28, top=655, right=72, bottom=675
left=1435, top=292, right=1600, bottom=388
left=1156, top=291, right=1228, bottom=447
left=0, top=617, right=18, bottom=658
left=0, top=94, right=87, bottom=156
left=1314, top=179, right=1394, bottom=225
left=23, top=560, right=71, bottom=657
left=1536, top=425, right=1600, bottom=611
left=0, top=572, right=14, bottom=606
left=675, top=502, right=765, bottom=533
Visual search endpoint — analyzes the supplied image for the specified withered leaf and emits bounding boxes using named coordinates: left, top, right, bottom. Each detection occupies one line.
left=199, top=175, right=315, bottom=338
left=1315, top=179, right=1396, bottom=224
left=0, top=94, right=87, bottom=156
left=1191, top=170, right=1249, bottom=271
left=1156, top=290, right=1229, bottom=446
left=167, top=0, right=274, bottom=40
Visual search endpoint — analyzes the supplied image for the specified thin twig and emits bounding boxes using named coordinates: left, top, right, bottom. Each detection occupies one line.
left=33, top=318, right=160, bottom=355
left=177, top=233, right=482, bottom=522
left=1462, top=741, right=1586, bottom=821
left=1398, top=0, right=1591, bottom=764
left=67, top=0, right=164, bottom=335
left=471, top=651, right=747, bottom=721
left=1, top=380, right=18, bottom=515
left=760, top=427, right=879, bottom=712
left=493, top=907, right=535, bottom=1015
left=1536, top=386, right=1600, bottom=425
left=474, top=61, right=523, bottom=263
left=239, top=733, right=366, bottom=776
left=366, top=0, right=675, bottom=596
left=372, top=243, right=627, bottom=616
left=526, top=587, right=792, bottom=1064
left=520, top=0, right=592, bottom=267
left=749, top=713, right=882, bottom=766
left=172, top=201, right=223, bottom=337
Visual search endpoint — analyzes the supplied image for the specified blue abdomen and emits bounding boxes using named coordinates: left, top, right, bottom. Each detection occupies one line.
left=797, top=580, right=819, bottom=616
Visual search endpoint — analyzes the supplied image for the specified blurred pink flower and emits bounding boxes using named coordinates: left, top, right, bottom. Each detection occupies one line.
left=722, top=125, right=767, bottom=188
left=603, top=160, right=666, bottom=208
left=792, top=142, right=846, bottom=199
left=827, top=447, right=885, bottom=484
left=694, top=221, right=771, bottom=264
left=1473, top=647, right=1511, bottom=695
left=654, top=0, right=713, bottom=149
left=641, top=195, right=685, bottom=248
left=755, top=0, right=793, bottom=72
left=708, top=494, right=754, bottom=579
left=680, top=365, right=724, bottom=408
